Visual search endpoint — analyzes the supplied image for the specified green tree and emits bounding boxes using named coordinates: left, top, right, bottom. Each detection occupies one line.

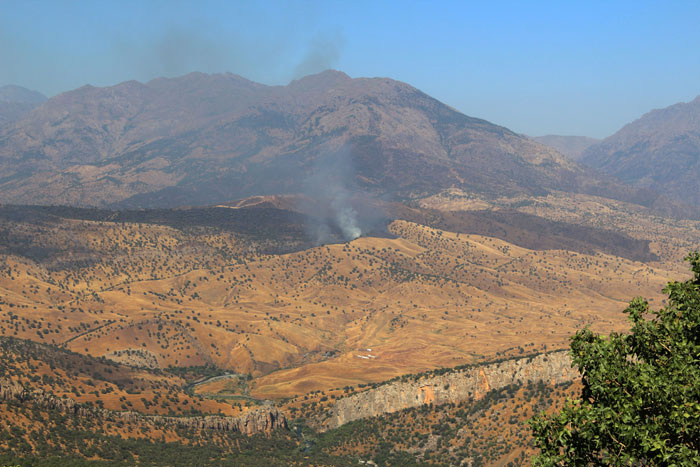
left=530, top=252, right=700, bottom=466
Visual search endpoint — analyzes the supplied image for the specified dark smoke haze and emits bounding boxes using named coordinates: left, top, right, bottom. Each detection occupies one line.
left=293, top=32, right=345, bottom=79
left=1, top=6, right=344, bottom=97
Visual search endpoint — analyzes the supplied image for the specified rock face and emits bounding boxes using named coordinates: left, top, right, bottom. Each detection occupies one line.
left=112, top=407, right=287, bottom=435
left=0, top=378, right=104, bottom=418
left=147, top=409, right=287, bottom=435
left=319, top=351, right=574, bottom=431
left=0, top=378, right=287, bottom=435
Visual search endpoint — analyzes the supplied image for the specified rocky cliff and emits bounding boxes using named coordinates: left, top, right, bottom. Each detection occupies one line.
left=319, top=351, right=574, bottom=430
left=0, top=378, right=287, bottom=435
left=110, top=407, right=287, bottom=435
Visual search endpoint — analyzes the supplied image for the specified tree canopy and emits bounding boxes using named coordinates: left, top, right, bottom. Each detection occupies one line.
left=530, top=252, right=700, bottom=465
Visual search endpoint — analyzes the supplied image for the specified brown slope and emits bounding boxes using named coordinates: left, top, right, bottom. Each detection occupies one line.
left=0, top=71, right=671, bottom=212
left=388, top=204, right=657, bottom=262
left=0, top=208, right=676, bottom=397
left=582, top=95, right=700, bottom=206
left=0, top=102, right=41, bottom=126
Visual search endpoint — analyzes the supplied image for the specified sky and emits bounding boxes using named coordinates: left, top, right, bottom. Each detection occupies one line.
left=1, top=0, right=699, bottom=138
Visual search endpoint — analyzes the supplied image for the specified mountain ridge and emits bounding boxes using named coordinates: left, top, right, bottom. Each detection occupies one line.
left=0, top=70, right=684, bottom=216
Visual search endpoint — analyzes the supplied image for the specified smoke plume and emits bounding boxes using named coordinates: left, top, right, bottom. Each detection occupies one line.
left=292, top=32, right=345, bottom=79
left=302, top=144, right=362, bottom=244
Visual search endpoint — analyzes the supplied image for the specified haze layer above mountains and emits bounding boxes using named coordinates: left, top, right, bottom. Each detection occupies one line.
left=0, top=71, right=697, bottom=213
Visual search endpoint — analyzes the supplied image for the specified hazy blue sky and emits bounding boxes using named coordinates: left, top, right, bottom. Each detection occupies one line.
left=2, top=0, right=699, bottom=137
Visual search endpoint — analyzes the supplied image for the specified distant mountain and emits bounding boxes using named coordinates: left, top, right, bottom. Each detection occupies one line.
left=0, top=85, right=47, bottom=104
left=0, top=71, right=681, bottom=212
left=532, top=135, right=600, bottom=161
left=0, top=85, right=47, bottom=126
left=582, top=96, right=700, bottom=206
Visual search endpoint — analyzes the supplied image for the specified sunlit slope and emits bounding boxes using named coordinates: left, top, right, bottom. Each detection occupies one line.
left=0, top=338, right=249, bottom=417
left=0, top=217, right=675, bottom=398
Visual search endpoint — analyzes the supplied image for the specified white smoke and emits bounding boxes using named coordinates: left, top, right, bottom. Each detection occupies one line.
left=302, top=144, right=363, bottom=244
left=334, top=201, right=361, bottom=241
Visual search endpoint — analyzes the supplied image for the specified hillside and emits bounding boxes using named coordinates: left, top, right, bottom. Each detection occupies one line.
left=1, top=200, right=692, bottom=397
left=0, top=338, right=309, bottom=466
left=302, top=378, right=580, bottom=466
left=0, top=71, right=677, bottom=214
left=0, top=335, right=579, bottom=466
left=0, top=85, right=47, bottom=104
left=0, top=194, right=698, bottom=463
left=582, top=95, right=700, bottom=206
left=286, top=351, right=581, bottom=466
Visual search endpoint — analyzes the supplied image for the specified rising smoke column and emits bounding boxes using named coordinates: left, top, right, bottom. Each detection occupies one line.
left=332, top=191, right=361, bottom=241
left=302, top=144, right=362, bottom=244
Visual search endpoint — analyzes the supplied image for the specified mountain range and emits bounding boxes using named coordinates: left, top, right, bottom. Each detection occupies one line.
left=0, top=71, right=679, bottom=214
left=581, top=95, right=700, bottom=206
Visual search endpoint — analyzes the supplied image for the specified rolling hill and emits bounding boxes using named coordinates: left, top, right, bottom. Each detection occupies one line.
left=1, top=198, right=694, bottom=397
left=1, top=190, right=698, bottom=464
